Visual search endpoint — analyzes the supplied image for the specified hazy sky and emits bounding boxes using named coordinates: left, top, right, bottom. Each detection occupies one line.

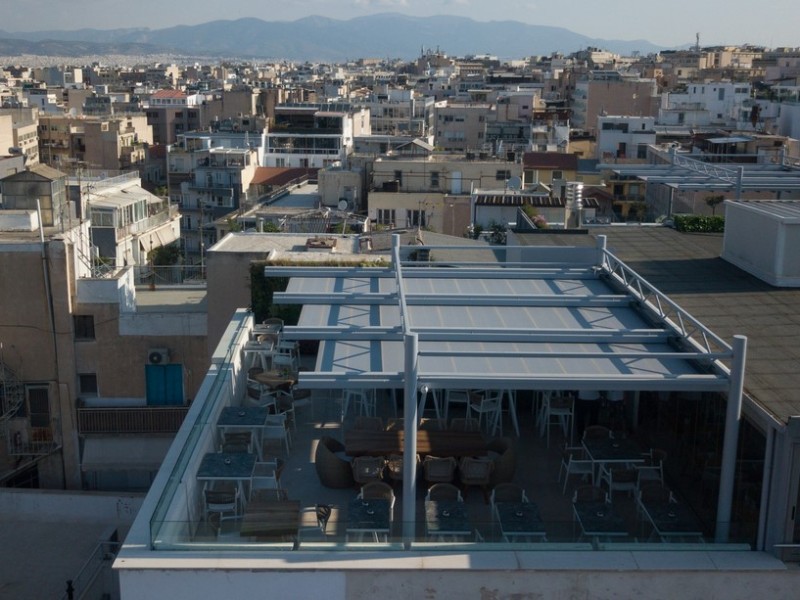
left=6, top=0, right=798, bottom=48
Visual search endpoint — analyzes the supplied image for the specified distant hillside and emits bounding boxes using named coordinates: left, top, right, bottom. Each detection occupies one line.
left=0, top=37, right=165, bottom=58
left=0, top=14, right=664, bottom=61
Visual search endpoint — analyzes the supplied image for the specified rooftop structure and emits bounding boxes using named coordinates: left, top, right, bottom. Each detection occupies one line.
left=113, top=231, right=797, bottom=599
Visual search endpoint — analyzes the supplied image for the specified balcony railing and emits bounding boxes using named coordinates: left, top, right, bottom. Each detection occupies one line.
left=134, top=265, right=207, bottom=285
left=78, top=406, right=190, bottom=434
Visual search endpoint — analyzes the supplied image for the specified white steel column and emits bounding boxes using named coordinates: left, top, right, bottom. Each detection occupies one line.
left=715, top=334, right=748, bottom=542
left=402, top=333, right=419, bottom=544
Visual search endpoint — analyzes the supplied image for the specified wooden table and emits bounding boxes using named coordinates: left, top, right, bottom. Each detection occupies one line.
left=253, top=370, right=297, bottom=391
left=240, top=500, right=301, bottom=538
left=344, top=429, right=487, bottom=458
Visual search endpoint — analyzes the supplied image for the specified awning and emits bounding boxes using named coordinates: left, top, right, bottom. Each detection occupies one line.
left=81, top=436, right=173, bottom=471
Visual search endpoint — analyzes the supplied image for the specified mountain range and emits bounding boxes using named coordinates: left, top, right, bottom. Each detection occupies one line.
left=0, top=14, right=665, bottom=61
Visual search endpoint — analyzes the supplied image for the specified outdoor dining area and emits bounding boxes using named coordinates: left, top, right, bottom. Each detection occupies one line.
left=164, top=236, right=754, bottom=553
left=191, top=368, right=715, bottom=548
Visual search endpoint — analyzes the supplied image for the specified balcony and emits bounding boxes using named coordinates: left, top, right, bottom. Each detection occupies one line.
left=78, top=406, right=189, bottom=434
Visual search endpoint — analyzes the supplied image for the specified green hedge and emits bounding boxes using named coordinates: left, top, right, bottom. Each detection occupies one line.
left=673, top=214, right=725, bottom=233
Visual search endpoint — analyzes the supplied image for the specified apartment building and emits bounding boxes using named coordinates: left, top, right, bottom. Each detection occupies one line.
left=431, top=101, right=494, bottom=152
left=264, top=103, right=370, bottom=169
left=660, top=82, right=752, bottom=128
left=0, top=107, right=39, bottom=165
left=168, top=131, right=263, bottom=265
left=38, top=114, right=153, bottom=173
left=595, top=116, right=657, bottom=161
left=0, top=165, right=206, bottom=493
left=368, top=154, right=521, bottom=234
left=145, top=90, right=207, bottom=145
left=355, top=85, right=430, bottom=138
left=571, top=73, right=659, bottom=134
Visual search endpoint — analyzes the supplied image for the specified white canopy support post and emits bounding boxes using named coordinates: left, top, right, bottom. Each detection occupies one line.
left=715, top=334, right=747, bottom=543
left=402, top=332, right=419, bottom=545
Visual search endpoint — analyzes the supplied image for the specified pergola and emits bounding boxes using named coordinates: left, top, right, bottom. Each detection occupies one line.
left=267, top=235, right=747, bottom=542
left=602, top=148, right=800, bottom=199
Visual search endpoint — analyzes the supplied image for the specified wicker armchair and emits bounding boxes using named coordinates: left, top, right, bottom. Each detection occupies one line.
left=314, top=436, right=354, bottom=489
left=487, top=437, right=516, bottom=486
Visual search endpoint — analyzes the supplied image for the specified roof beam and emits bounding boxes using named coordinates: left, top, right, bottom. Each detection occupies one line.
left=296, top=370, right=729, bottom=392
left=270, top=266, right=601, bottom=280
left=275, top=291, right=631, bottom=307
left=284, top=325, right=673, bottom=343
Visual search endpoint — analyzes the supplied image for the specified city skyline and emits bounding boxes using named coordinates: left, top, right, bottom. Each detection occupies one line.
left=4, top=0, right=799, bottom=50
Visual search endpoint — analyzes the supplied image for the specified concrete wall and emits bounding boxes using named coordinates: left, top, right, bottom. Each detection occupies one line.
left=117, top=553, right=794, bottom=600
left=0, top=488, right=144, bottom=524
left=206, top=249, right=263, bottom=356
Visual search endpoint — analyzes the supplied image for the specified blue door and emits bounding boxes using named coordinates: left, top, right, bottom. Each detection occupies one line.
left=145, top=364, right=184, bottom=406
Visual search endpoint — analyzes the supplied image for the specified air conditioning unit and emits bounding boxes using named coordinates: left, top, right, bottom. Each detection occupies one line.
left=147, top=348, right=170, bottom=365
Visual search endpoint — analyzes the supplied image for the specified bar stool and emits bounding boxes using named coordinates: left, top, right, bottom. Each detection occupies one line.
left=540, top=393, right=574, bottom=447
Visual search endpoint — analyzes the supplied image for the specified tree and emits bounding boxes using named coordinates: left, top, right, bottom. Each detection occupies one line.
left=705, top=195, right=725, bottom=216
left=148, top=243, right=181, bottom=266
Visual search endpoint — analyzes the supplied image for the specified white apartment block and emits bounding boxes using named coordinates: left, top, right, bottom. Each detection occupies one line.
left=264, top=103, right=370, bottom=169
left=596, top=116, right=656, bottom=161
left=660, top=82, right=752, bottom=128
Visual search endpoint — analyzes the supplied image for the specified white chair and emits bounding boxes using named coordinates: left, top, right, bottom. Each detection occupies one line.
left=467, top=390, right=503, bottom=436
left=501, top=389, right=520, bottom=437
left=444, top=389, right=471, bottom=421
left=261, top=415, right=291, bottom=455
left=297, top=504, right=333, bottom=541
left=341, top=389, right=375, bottom=420
left=243, top=379, right=277, bottom=412
left=250, top=461, right=281, bottom=501
left=635, top=448, right=667, bottom=492
left=540, top=394, right=573, bottom=447
left=204, top=482, right=240, bottom=524
left=290, top=386, right=314, bottom=422
left=598, top=464, right=638, bottom=501
left=272, top=352, right=298, bottom=375
left=426, top=482, right=464, bottom=502
left=490, top=483, right=529, bottom=523
left=559, top=446, right=594, bottom=494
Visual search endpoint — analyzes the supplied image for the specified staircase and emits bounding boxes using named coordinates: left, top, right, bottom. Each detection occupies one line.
left=0, top=361, right=24, bottom=430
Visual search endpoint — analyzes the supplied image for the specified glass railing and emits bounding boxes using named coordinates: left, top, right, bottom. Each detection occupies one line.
left=148, top=313, right=251, bottom=547
left=148, top=515, right=753, bottom=552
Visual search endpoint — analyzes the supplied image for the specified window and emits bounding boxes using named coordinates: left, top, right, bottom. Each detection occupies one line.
left=406, top=209, right=426, bottom=228
left=394, top=170, right=403, bottom=186
left=430, top=171, right=440, bottom=188
left=79, top=374, right=98, bottom=397
left=496, top=170, right=511, bottom=181
left=552, top=170, right=563, bottom=180
left=637, top=144, right=648, bottom=159
left=27, top=386, right=51, bottom=428
left=73, top=315, right=95, bottom=340
left=376, top=208, right=395, bottom=226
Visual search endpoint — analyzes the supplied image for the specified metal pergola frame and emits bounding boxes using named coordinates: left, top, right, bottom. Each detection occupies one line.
left=265, top=234, right=747, bottom=543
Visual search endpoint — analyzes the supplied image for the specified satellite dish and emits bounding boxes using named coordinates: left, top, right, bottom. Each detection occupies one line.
left=337, top=199, right=349, bottom=211
left=507, top=176, right=522, bottom=191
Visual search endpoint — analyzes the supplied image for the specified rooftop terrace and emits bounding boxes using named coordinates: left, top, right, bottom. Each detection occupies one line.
left=119, top=236, right=761, bottom=564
